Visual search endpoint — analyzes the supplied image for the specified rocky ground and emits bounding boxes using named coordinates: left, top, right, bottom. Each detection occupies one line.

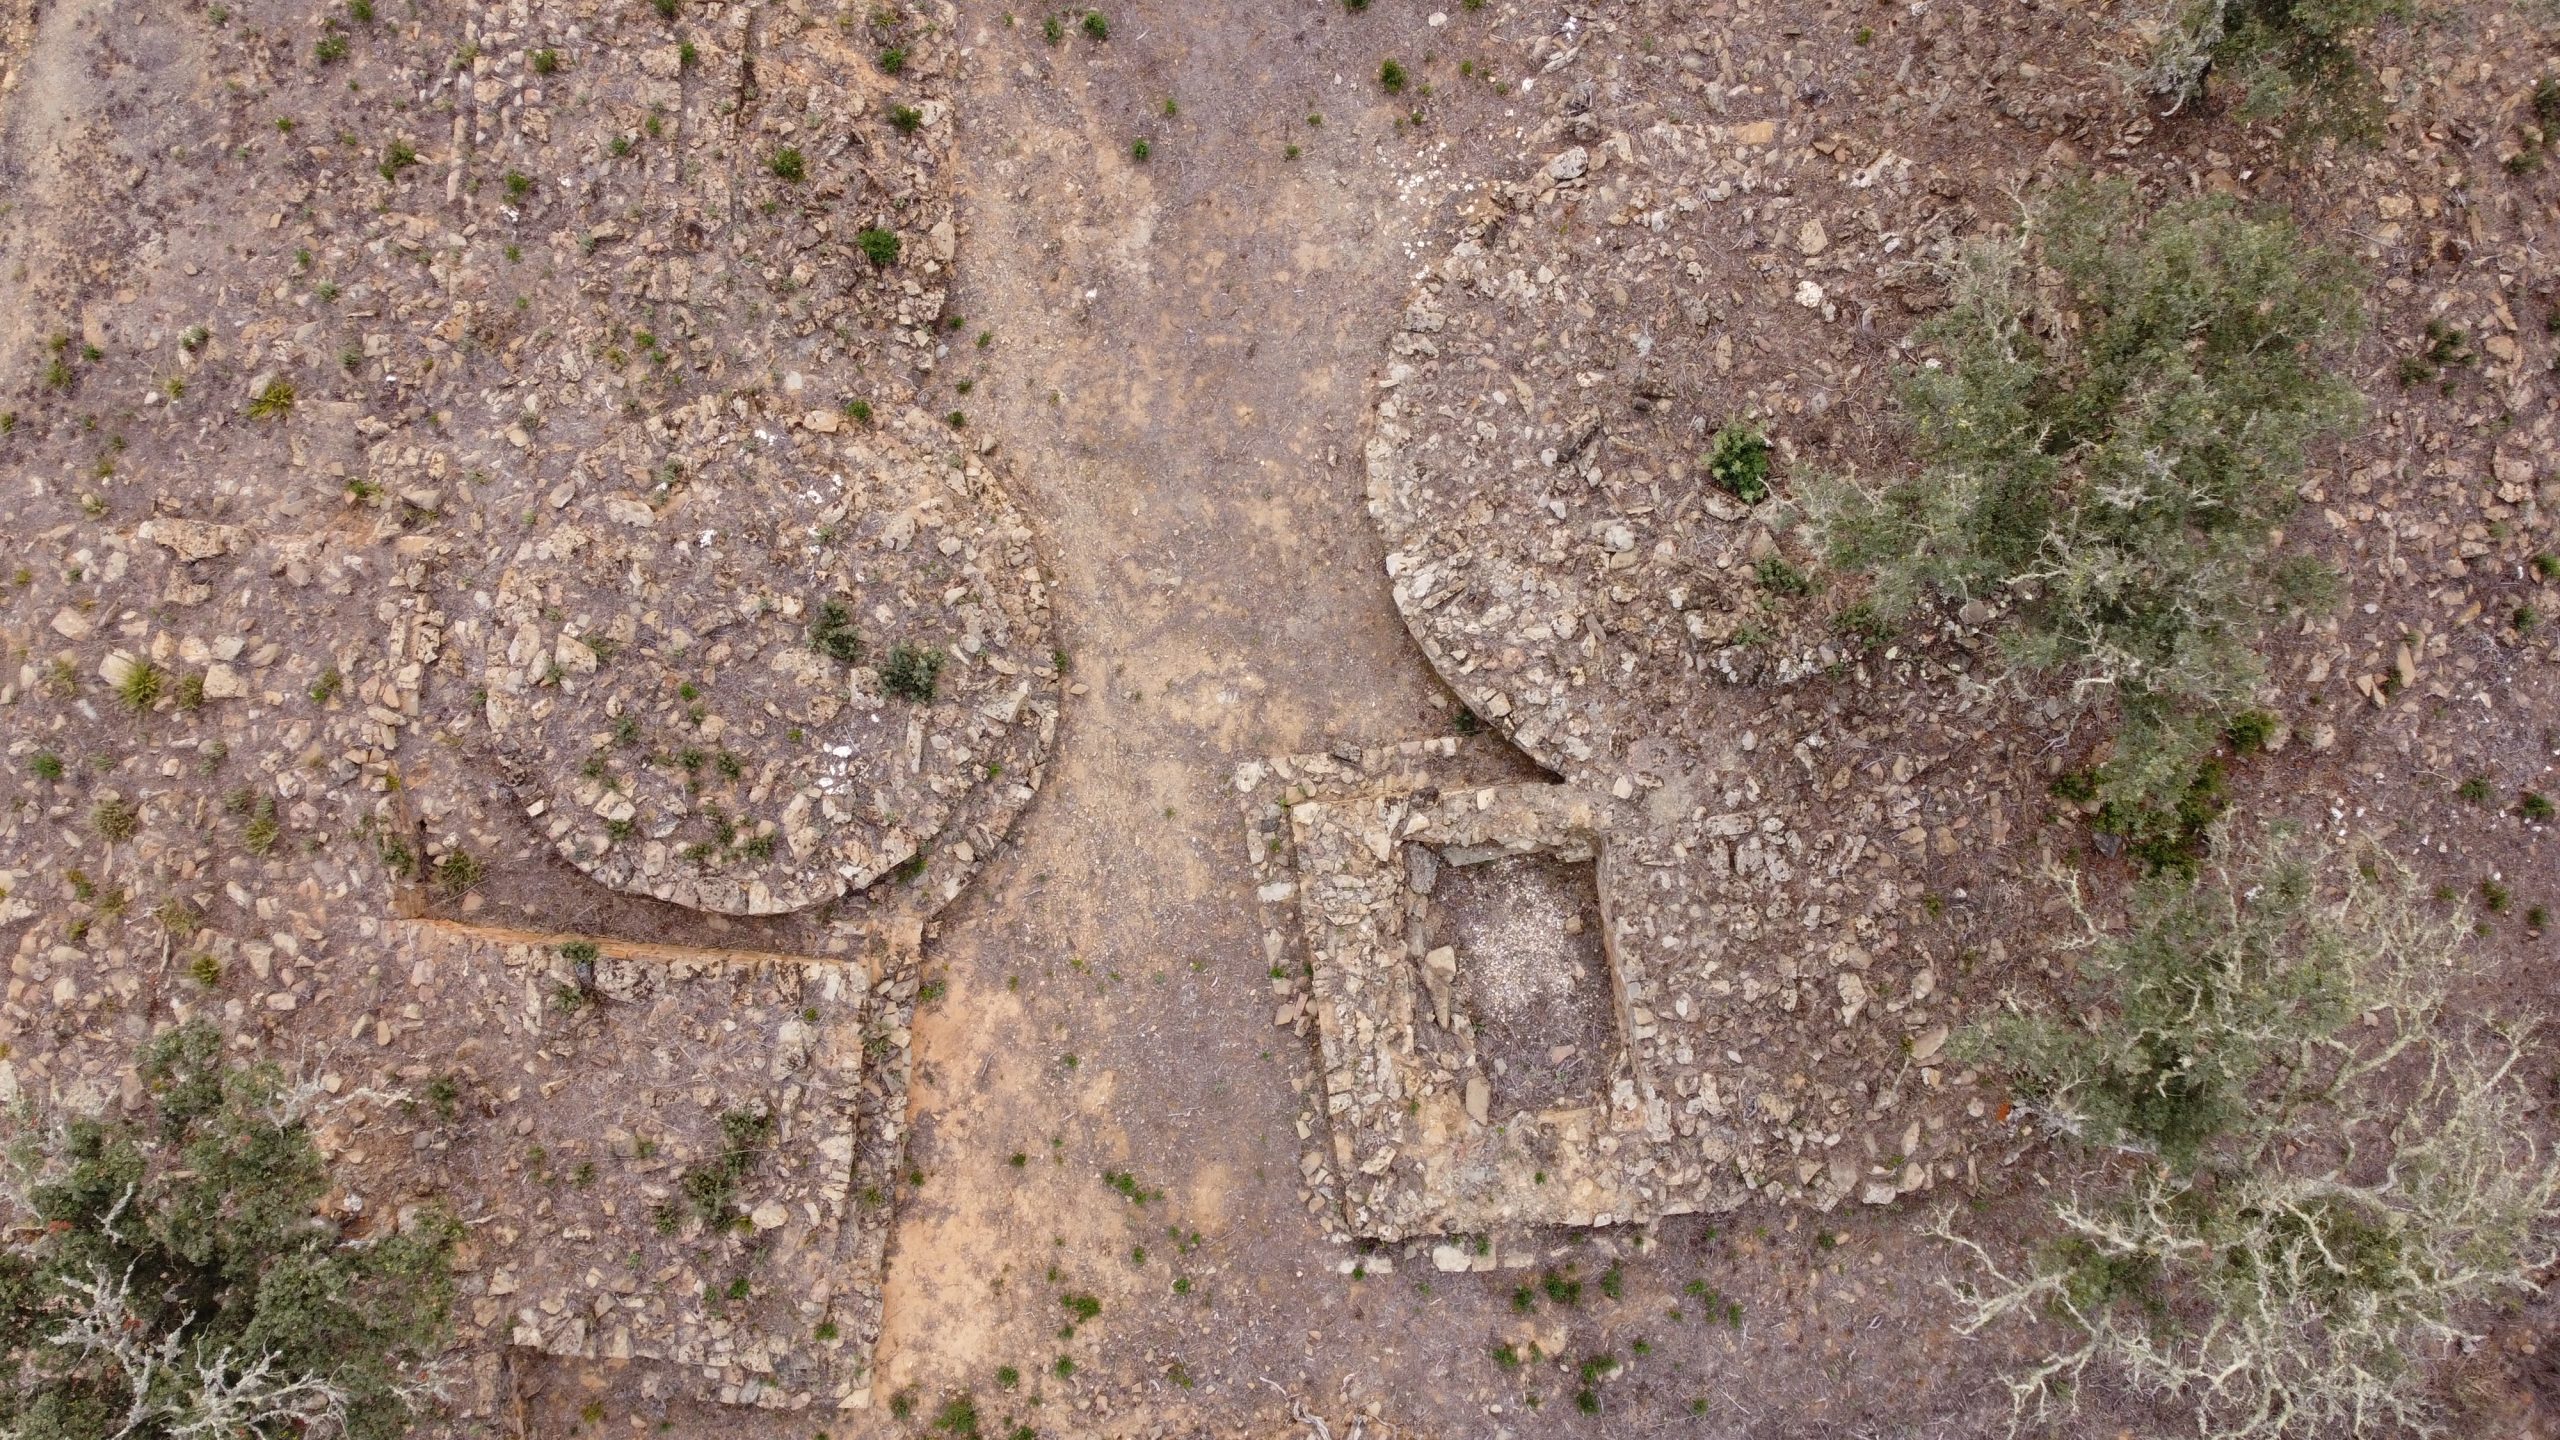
left=4, top=0, right=2559, bottom=1438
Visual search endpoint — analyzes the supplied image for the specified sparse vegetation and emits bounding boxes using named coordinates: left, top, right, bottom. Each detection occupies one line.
left=668, top=1109, right=776, bottom=1230
left=115, top=657, right=164, bottom=712
left=91, top=796, right=140, bottom=842
left=376, top=139, right=419, bottom=183
left=1940, top=824, right=2560, bottom=1438
left=857, top=227, right=901, bottom=266
left=810, top=598, right=865, bottom=665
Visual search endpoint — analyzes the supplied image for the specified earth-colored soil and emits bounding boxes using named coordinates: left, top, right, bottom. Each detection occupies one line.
left=5, top=0, right=2560, bottom=1436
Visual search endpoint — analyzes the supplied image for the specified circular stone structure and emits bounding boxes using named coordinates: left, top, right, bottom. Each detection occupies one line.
left=1362, top=140, right=1885, bottom=783
left=481, top=416, right=1053, bottom=915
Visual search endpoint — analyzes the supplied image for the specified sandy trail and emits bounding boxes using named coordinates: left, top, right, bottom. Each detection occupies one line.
left=871, top=2, right=1543, bottom=1427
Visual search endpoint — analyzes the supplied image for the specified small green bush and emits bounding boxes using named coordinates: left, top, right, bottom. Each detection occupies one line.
left=1815, top=183, right=2359, bottom=841
left=1379, top=58, right=1408, bottom=94
left=1704, top=423, right=1772, bottom=503
left=768, top=146, right=806, bottom=182
left=1753, top=555, right=1813, bottom=598
left=672, top=1108, right=775, bottom=1228
left=857, top=227, right=901, bottom=266
left=810, top=598, right=864, bottom=665
left=431, top=848, right=484, bottom=898
left=0, top=1022, right=456, bottom=1440
left=882, top=645, right=944, bottom=702
left=91, top=796, right=140, bottom=842
left=1080, top=10, right=1108, bottom=40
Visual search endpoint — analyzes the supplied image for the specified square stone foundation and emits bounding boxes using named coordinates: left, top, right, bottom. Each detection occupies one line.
left=1241, top=735, right=1998, bottom=1246
left=386, top=921, right=916, bottom=1412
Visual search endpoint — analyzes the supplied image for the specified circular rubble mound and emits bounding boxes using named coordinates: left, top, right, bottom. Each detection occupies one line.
left=481, top=415, right=1052, bottom=915
left=1363, top=140, right=1872, bottom=783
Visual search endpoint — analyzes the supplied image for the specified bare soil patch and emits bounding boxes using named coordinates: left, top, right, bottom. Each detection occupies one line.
left=1428, top=849, right=1614, bottom=1115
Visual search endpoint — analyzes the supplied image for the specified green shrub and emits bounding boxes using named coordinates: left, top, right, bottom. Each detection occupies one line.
left=1378, top=58, right=1408, bottom=94
left=431, top=848, right=483, bottom=897
left=2138, top=0, right=2399, bottom=137
left=1815, top=183, right=2359, bottom=838
left=1939, top=825, right=2559, bottom=1437
left=810, top=598, right=864, bottom=666
left=1704, top=423, right=1772, bottom=503
left=881, top=644, right=944, bottom=702
left=1, top=1022, right=456, bottom=1440
left=768, top=146, right=806, bottom=182
left=1753, top=555, right=1813, bottom=598
left=857, top=227, right=901, bottom=266
left=242, top=796, right=282, bottom=856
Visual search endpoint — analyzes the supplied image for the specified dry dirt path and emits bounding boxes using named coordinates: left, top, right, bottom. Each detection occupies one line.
left=871, top=3, right=1555, bottom=1432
